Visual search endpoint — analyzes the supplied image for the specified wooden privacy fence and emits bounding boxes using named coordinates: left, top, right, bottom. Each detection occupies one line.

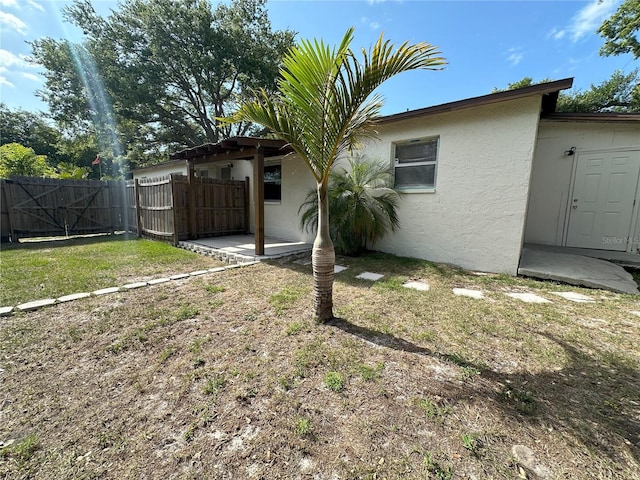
left=1, top=176, right=128, bottom=241
left=1, top=175, right=249, bottom=244
left=128, top=174, right=249, bottom=244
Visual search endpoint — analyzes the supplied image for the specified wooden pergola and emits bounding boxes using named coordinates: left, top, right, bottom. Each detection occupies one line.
left=169, top=137, right=292, bottom=255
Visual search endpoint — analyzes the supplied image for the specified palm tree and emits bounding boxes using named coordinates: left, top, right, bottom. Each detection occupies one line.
left=299, top=156, right=402, bottom=256
left=229, top=27, right=444, bottom=322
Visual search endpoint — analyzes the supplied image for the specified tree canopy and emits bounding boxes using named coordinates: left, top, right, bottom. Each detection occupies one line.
left=495, top=69, right=640, bottom=113
left=598, top=0, right=640, bottom=59
left=30, top=0, right=295, bottom=164
left=0, top=104, right=62, bottom=162
left=0, top=143, right=56, bottom=178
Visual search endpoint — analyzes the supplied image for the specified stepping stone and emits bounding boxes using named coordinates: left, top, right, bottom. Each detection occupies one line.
left=506, top=292, right=551, bottom=303
left=0, top=306, right=14, bottom=316
left=123, top=281, right=148, bottom=289
left=334, top=265, right=348, bottom=273
left=16, top=298, right=57, bottom=311
left=189, top=270, right=209, bottom=276
left=356, top=272, right=384, bottom=281
left=58, top=292, right=91, bottom=303
left=453, top=288, right=484, bottom=299
left=403, top=281, right=429, bottom=291
left=208, top=267, right=226, bottom=273
left=170, top=273, right=189, bottom=280
left=148, top=278, right=171, bottom=285
left=93, top=287, right=120, bottom=296
left=551, top=292, right=595, bottom=303
left=630, top=311, right=640, bottom=317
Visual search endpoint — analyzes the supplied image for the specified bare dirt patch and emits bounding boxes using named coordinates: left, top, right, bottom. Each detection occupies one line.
left=1, top=256, right=639, bottom=479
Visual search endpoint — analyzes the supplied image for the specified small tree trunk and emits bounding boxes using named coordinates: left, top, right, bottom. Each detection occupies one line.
left=312, top=181, right=335, bottom=322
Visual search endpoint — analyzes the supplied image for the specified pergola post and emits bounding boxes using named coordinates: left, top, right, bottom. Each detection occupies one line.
left=187, top=160, right=197, bottom=239
left=253, top=147, right=265, bottom=255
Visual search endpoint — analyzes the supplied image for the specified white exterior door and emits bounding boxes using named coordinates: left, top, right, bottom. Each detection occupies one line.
left=566, top=150, right=640, bottom=251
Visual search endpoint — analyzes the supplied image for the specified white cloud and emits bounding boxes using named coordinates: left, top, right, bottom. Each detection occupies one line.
left=0, top=0, right=18, bottom=7
left=547, top=27, right=566, bottom=40
left=26, top=0, right=44, bottom=12
left=0, top=66, right=14, bottom=88
left=0, top=49, right=38, bottom=87
left=20, top=72, right=40, bottom=82
left=567, top=0, right=618, bottom=42
left=361, top=16, right=381, bottom=30
left=506, top=47, right=523, bottom=66
left=0, top=49, right=31, bottom=68
left=0, top=11, right=27, bottom=34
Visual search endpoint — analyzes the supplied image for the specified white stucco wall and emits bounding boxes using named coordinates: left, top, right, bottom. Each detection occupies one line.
left=365, top=96, right=543, bottom=274
left=132, top=162, right=188, bottom=180
left=524, top=120, right=640, bottom=247
left=262, top=155, right=316, bottom=242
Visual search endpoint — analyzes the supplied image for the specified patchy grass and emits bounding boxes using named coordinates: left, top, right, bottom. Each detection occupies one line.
left=0, top=234, right=225, bottom=306
left=0, top=252, right=639, bottom=479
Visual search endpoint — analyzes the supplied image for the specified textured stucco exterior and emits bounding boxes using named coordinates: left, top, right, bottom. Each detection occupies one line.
left=525, top=120, right=640, bottom=248
left=368, top=96, right=543, bottom=274
left=132, top=162, right=187, bottom=180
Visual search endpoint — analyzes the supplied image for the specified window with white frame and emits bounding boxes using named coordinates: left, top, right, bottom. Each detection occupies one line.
left=393, top=138, right=438, bottom=189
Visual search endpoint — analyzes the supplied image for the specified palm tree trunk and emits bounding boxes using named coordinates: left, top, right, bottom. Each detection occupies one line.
left=312, top=181, right=335, bottom=322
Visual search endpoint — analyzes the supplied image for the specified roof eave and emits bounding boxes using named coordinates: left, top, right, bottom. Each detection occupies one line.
left=542, top=112, right=640, bottom=123
left=378, top=77, right=574, bottom=124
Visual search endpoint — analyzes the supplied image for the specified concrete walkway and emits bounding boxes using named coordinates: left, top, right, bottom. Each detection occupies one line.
left=178, top=235, right=312, bottom=264
left=518, top=246, right=639, bottom=295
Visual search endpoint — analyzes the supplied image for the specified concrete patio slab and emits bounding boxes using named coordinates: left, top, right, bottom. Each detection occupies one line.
left=506, top=292, right=551, bottom=303
left=519, top=247, right=639, bottom=295
left=403, top=281, right=430, bottom=291
left=356, top=272, right=384, bottom=281
left=180, top=235, right=312, bottom=263
left=551, top=291, right=595, bottom=303
left=453, top=288, right=484, bottom=299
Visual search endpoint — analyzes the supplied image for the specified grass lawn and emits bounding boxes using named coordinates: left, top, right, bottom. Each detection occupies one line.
left=0, top=234, right=225, bottom=306
left=1, top=251, right=639, bottom=479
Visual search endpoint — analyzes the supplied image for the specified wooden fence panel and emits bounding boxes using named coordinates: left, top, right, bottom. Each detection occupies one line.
left=2, top=174, right=248, bottom=243
left=1, top=176, right=128, bottom=240
left=193, top=177, right=246, bottom=238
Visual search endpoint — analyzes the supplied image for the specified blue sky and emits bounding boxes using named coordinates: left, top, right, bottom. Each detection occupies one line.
left=0, top=0, right=636, bottom=116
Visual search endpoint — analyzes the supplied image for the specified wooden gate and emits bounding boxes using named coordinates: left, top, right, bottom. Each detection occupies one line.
left=127, top=175, right=249, bottom=244
left=1, top=176, right=127, bottom=241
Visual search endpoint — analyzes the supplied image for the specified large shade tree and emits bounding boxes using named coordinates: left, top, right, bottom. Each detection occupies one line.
left=31, top=0, right=294, bottom=164
left=228, top=28, right=444, bottom=321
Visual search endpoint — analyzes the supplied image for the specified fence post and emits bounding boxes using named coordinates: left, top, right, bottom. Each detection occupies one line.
left=134, top=178, right=143, bottom=238
left=187, top=162, right=197, bottom=239
left=170, top=174, right=180, bottom=246
left=2, top=179, right=17, bottom=242
left=107, top=181, right=117, bottom=234
left=244, top=176, right=250, bottom=234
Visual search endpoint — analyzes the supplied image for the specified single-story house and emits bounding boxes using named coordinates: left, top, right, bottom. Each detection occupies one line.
left=132, top=78, right=640, bottom=274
